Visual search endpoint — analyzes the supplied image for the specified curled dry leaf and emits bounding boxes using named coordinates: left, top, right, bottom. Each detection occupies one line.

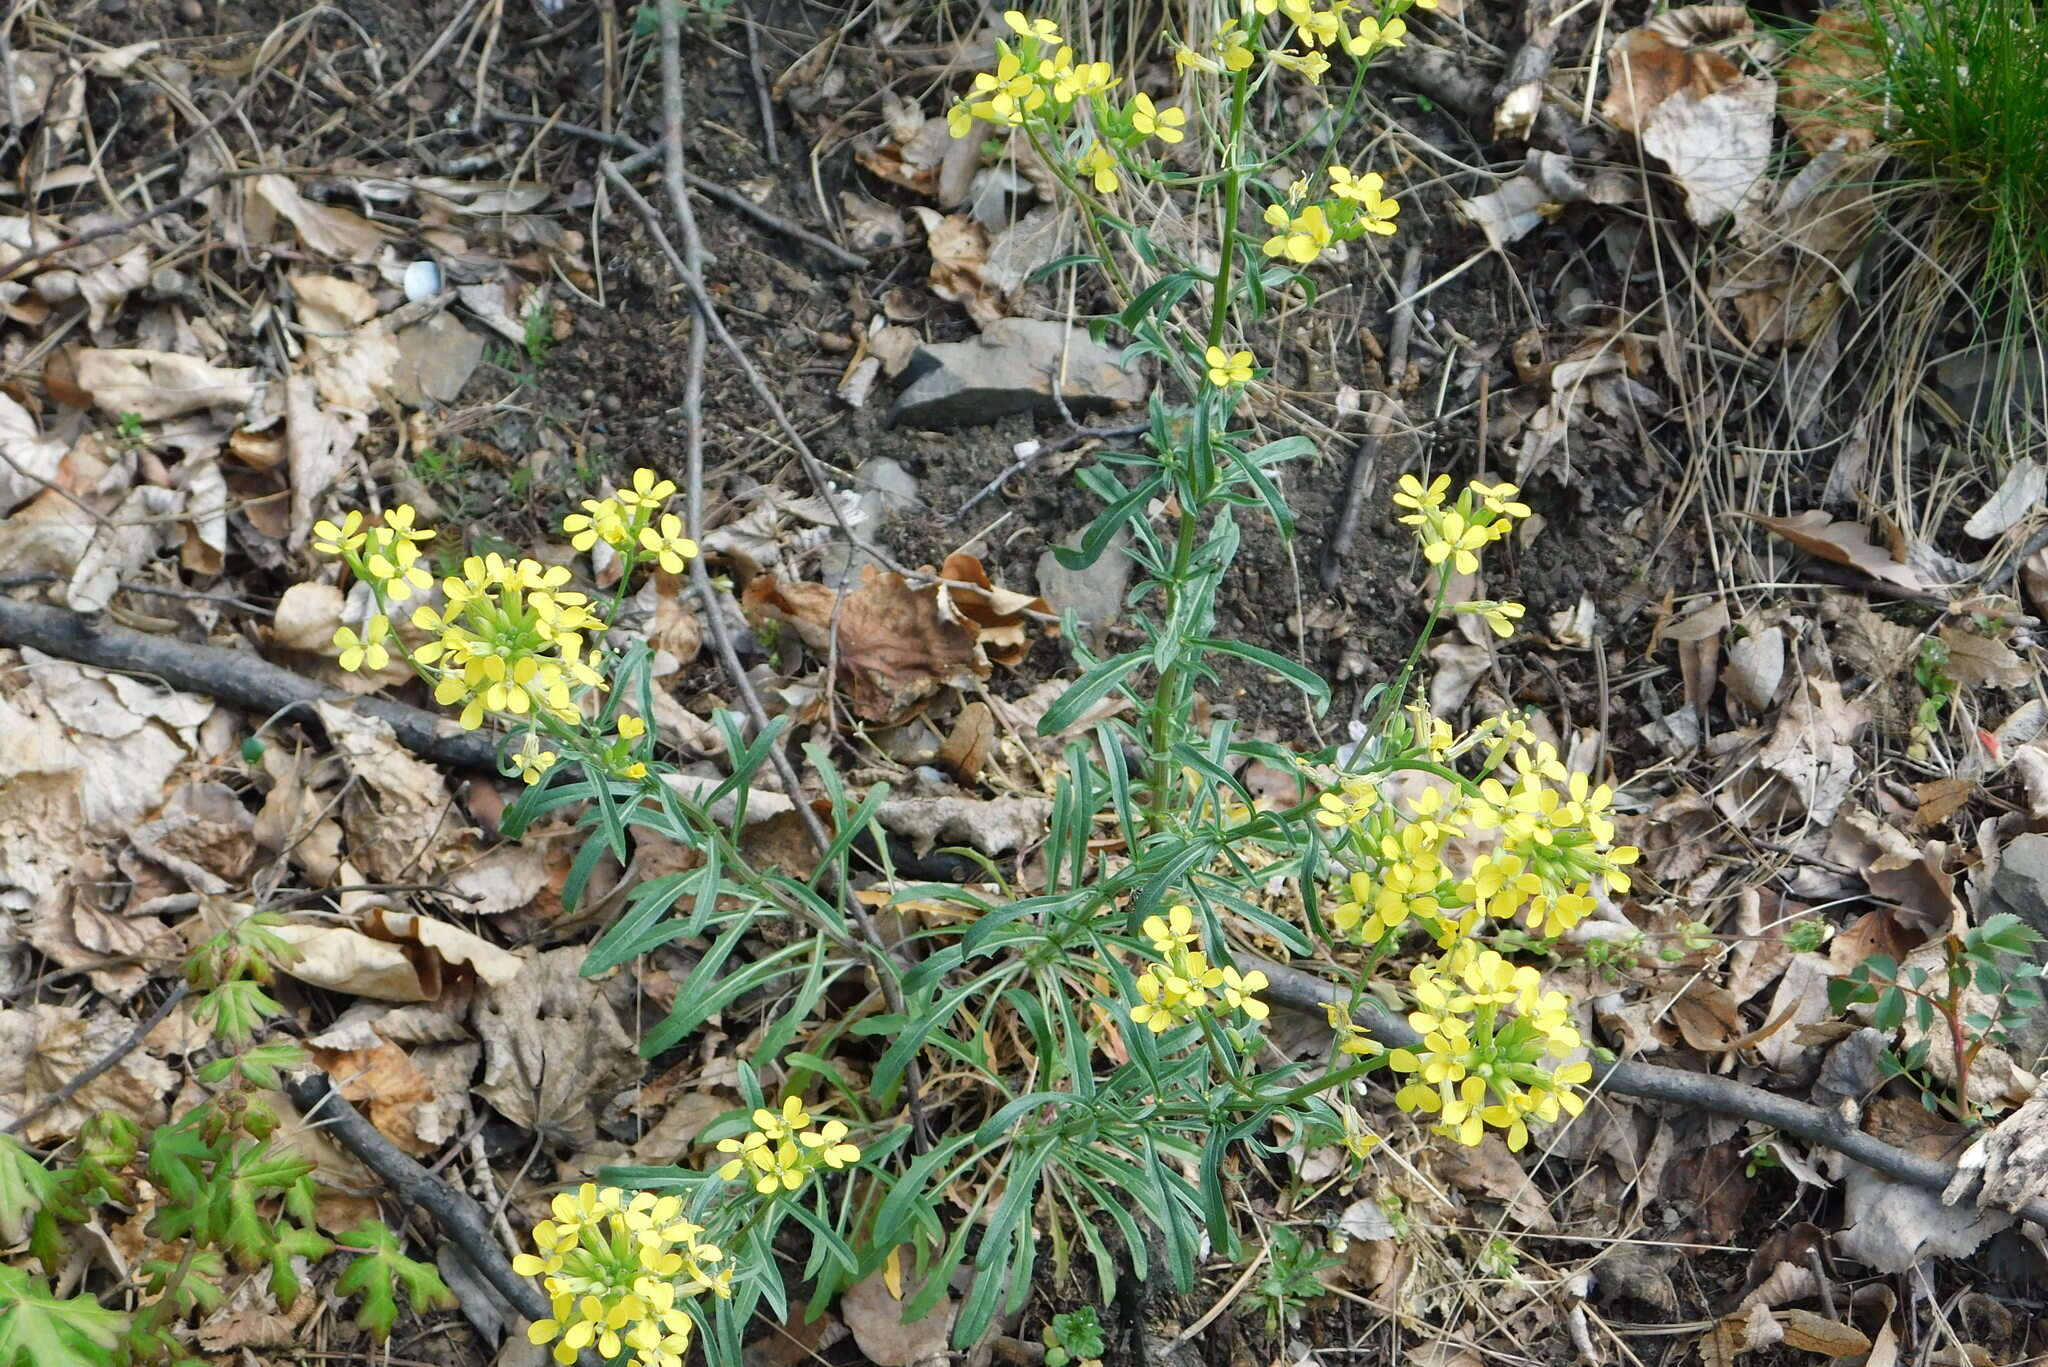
left=0, top=390, right=69, bottom=516
left=743, top=567, right=989, bottom=725
left=290, top=273, right=400, bottom=410
left=306, top=1039, right=436, bottom=1154
left=1779, top=7, right=1887, bottom=154
left=249, top=173, right=395, bottom=260
left=1602, top=26, right=1774, bottom=226
left=1755, top=510, right=1936, bottom=591
left=936, top=551, right=1052, bottom=666
left=911, top=208, right=1003, bottom=328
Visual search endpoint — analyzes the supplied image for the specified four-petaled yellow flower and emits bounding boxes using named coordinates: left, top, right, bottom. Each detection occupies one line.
left=1129, top=93, right=1186, bottom=143
left=1142, top=903, right=1201, bottom=955
left=1079, top=141, right=1120, bottom=194
left=1315, top=775, right=1377, bottom=828
left=312, top=511, right=367, bottom=556
left=1344, top=15, right=1407, bottom=55
left=618, top=468, right=678, bottom=510
left=1263, top=202, right=1333, bottom=264
left=513, top=734, right=558, bottom=785
left=1205, top=346, right=1254, bottom=387
left=715, top=1099, right=863, bottom=1197
left=639, top=514, right=699, bottom=574
left=1004, top=9, right=1061, bottom=42
left=1456, top=600, right=1527, bottom=638
left=334, top=615, right=391, bottom=673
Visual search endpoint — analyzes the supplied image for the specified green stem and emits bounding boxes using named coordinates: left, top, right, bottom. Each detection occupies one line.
left=1143, top=506, right=1203, bottom=830
left=1205, top=63, right=1254, bottom=350
left=1197, top=1012, right=1262, bottom=1103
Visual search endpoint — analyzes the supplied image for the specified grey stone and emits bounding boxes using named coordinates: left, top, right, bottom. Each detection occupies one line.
left=853, top=457, right=919, bottom=527
left=889, top=318, right=1147, bottom=431
left=1935, top=344, right=2046, bottom=431
left=1035, top=526, right=1131, bottom=647
left=389, top=312, right=484, bottom=407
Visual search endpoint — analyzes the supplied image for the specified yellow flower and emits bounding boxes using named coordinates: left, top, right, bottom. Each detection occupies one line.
left=617, top=713, right=647, bottom=741
left=1220, top=966, right=1270, bottom=1021
left=1392, top=472, right=1449, bottom=514
left=1314, top=775, right=1377, bottom=828
left=947, top=101, right=976, bottom=138
left=1455, top=600, right=1526, bottom=638
left=1344, top=14, right=1407, bottom=54
left=756, top=1096, right=813, bottom=1139
left=1262, top=202, right=1332, bottom=264
left=1003, top=9, right=1061, bottom=43
left=1129, top=93, right=1186, bottom=143
left=617, top=468, right=678, bottom=510
left=1174, top=44, right=1223, bottom=75
left=1422, top=510, right=1491, bottom=575
left=564, top=497, right=632, bottom=552
left=512, top=735, right=558, bottom=785
left=1142, top=903, right=1200, bottom=955
left=1204, top=346, right=1254, bottom=387
left=1328, top=166, right=1402, bottom=237
left=1470, top=479, right=1531, bottom=519
left=334, top=615, right=391, bottom=673
left=1217, top=21, right=1256, bottom=70
left=1269, top=46, right=1332, bottom=82
left=1078, top=141, right=1120, bottom=194
left=639, top=513, right=699, bottom=574
left=799, top=1119, right=862, bottom=1168
left=312, top=511, right=366, bottom=557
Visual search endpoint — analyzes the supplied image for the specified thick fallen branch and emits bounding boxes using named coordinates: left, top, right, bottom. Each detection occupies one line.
left=1249, top=956, right=2048, bottom=1228
left=284, top=1073, right=602, bottom=1363
left=0, top=595, right=501, bottom=773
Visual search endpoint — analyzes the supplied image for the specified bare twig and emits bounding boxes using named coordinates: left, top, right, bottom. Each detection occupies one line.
left=5, top=985, right=189, bottom=1136
left=743, top=4, right=781, bottom=163
left=0, top=595, right=502, bottom=773
left=487, top=110, right=867, bottom=270
left=1248, top=956, right=2048, bottom=1228
left=1322, top=243, right=1423, bottom=590
left=640, top=0, right=930, bottom=1148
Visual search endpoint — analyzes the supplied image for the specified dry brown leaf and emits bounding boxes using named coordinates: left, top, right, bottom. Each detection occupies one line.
left=1779, top=1310, right=1870, bottom=1356
left=250, top=174, right=394, bottom=260
left=272, top=922, right=438, bottom=1002
left=0, top=391, right=68, bottom=516
left=1639, top=75, right=1777, bottom=226
left=472, top=946, right=640, bottom=1150
left=840, top=1263, right=957, bottom=1367
left=1433, top=1135, right=1556, bottom=1229
left=72, top=348, right=261, bottom=419
left=290, top=273, right=399, bottom=409
left=1936, top=622, right=2029, bottom=689
left=286, top=373, right=366, bottom=549
left=0, top=1001, right=177, bottom=1144
left=1827, top=807, right=1961, bottom=938
left=308, top=1039, right=436, bottom=1154
left=1754, top=675, right=1868, bottom=828
left=1755, top=510, right=1936, bottom=591
left=1671, top=981, right=1745, bottom=1051
left=936, top=702, right=995, bottom=782
left=743, top=567, right=988, bottom=724
left=1700, top=1301, right=1782, bottom=1367
left=1779, top=7, right=1886, bottom=154
left=912, top=209, right=1003, bottom=328
left=1912, top=777, right=1974, bottom=829
left=936, top=551, right=1051, bottom=666
left=364, top=906, right=523, bottom=989
left=315, top=702, right=473, bottom=880
left=1602, top=27, right=1740, bottom=133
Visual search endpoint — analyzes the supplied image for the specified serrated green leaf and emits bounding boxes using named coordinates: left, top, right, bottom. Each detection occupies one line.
left=334, top=1221, right=456, bottom=1338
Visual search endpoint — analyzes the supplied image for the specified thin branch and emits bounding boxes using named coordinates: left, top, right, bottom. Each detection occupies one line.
left=0, top=595, right=502, bottom=773
left=5, top=985, right=189, bottom=1136
left=1247, top=955, right=2048, bottom=1227
left=486, top=110, right=867, bottom=270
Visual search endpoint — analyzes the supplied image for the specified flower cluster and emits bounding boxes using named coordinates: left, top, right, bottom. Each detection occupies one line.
left=1394, top=474, right=1530, bottom=575
left=313, top=506, right=435, bottom=603
left=1386, top=944, right=1591, bottom=1150
left=945, top=13, right=1124, bottom=139
left=562, top=468, right=699, bottom=573
left=409, top=554, right=608, bottom=733
left=1262, top=164, right=1401, bottom=265
left=517, top=1184, right=731, bottom=1367
left=715, top=1097, right=861, bottom=1197
left=1127, top=905, right=1269, bottom=1034
left=1177, top=0, right=1434, bottom=81
left=1315, top=730, right=1638, bottom=945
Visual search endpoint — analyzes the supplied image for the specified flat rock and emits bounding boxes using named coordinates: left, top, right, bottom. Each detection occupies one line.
left=1035, top=526, right=1131, bottom=646
left=1975, top=832, right=2048, bottom=1067
left=889, top=317, right=1146, bottom=430
left=388, top=311, right=484, bottom=407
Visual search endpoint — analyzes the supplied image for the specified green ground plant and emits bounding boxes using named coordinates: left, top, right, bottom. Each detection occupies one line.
left=6, top=5, right=1646, bottom=1363
left=0, top=915, right=455, bottom=1367
left=1827, top=913, right=2043, bottom=1124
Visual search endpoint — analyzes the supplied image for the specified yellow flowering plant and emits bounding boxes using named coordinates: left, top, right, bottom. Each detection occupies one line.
left=265, top=7, right=1640, bottom=1360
